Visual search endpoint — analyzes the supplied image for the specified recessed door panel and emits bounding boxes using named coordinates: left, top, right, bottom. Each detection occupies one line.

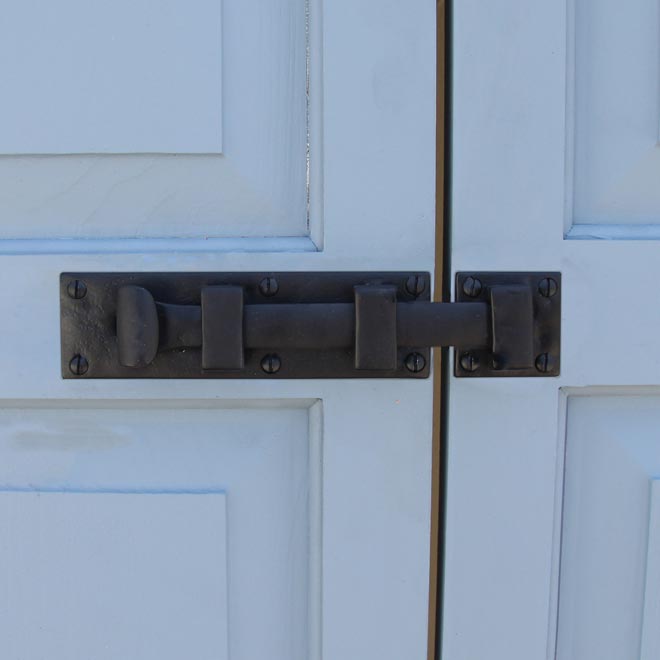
left=0, top=0, right=223, bottom=154
left=0, top=0, right=307, bottom=241
left=557, top=396, right=660, bottom=659
left=0, top=404, right=314, bottom=660
left=570, top=0, right=660, bottom=232
left=0, top=491, right=229, bottom=660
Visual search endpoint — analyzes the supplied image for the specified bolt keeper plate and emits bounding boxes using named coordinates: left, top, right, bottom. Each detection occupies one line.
left=454, top=272, right=561, bottom=378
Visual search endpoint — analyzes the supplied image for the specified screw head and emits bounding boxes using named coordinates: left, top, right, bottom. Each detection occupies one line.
left=67, top=279, right=87, bottom=300
left=535, top=353, right=557, bottom=374
left=459, top=352, right=480, bottom=372
left=462, top=276, right=483, bottom=298
left=260, top=353, right=281, bottom=374
left=405, top=275, right=426, bottom=298
left=404, top=352, right=426, bottom=373
left=538, top=277, right=558, bottom=298
left=69, top=354, right=89, bottom=376
left=259, top=277, right=279, bottom=297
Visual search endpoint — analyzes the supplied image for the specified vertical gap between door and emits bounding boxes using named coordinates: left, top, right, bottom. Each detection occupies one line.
left=428, top=1, right=446, bottom=659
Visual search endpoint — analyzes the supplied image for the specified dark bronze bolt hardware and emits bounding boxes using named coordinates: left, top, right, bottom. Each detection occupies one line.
left=538, top=277, right=558, bottom=298
left=69, top=354, right=89, bottom=376
left=260, top=353, right=281, bottom=374
left=405, top=275, right=426, bottom=297
left=404, top=352, right=426, bottom=373
left=462, top=276, right=482, bottom=298
left=67, top=279, right=87, bottom=300
left=60, top=271, right=560, bottom=379
left=459, top=352, right=480, bottom=372
left=259, top=277, right=279, bottom=297
left=535, top=353, right=555, bottom=373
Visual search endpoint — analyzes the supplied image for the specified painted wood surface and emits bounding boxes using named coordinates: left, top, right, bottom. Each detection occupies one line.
left=445, top=0, right=660, bottom=658
left=0, top=491, right=229, bottom=660
left=0, top=0, right=223, bottom=154
left=0, top=0, right=307, bottom=240
left=570, top=0, right=660, bottom=228
left=0, top=0, right=437, bottom=658
left=558, top=397, right=660, bottom=660
left=0, top=406, right=311, bottom=660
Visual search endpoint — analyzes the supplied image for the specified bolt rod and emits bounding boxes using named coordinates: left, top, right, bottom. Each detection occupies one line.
left=154, top=301, right=490, bottom=351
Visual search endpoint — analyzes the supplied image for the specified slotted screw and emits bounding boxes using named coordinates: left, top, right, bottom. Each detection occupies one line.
left=459, top=353, right=480, bottom=372
left=535, top=353, right=556, bottom=374
left=405, top=352, right=426, bottom=373
left=538, top=277, right=558, bottom=298
left=261, top=354, right=281, bottom=374
left=259, top=277, right=279, bottom=297
left=405, top=275, right=426, bottom=298
left=67, top=279, right=87, bottom=300
left=462, top=276, right=482, bottom=298
left=69, top=354, right=89, bottom=376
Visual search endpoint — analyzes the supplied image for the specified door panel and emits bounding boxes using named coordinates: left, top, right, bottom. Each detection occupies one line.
left=557, top=396, right=660, bottom=660
left=570, top=0, right=660, bottom=232
left=1, top=0, right=224, bottom=154
left=0, top=491, right=229, bottom=660
left=0, top=404, right=314, bottom=660
left=0, top=0, right=436, bottom=658
left=0, top=0, right=307, bottom=240
left=445, top=0, right=660, bottom=659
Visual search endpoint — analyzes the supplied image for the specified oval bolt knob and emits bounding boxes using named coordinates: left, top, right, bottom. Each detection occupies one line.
left=69, top=354, right=89, bottom=376
left=261, top=354, right=281, bottom=374
left=67, top=279, right=87, bottom=300
left=404, top=352, right=426, bottom=373
left=259, top=277, right=279, bottom=297
left=538, top=277, right=558, bottom=298
left=462, top=276, right=482, bottom=298
left=459, top=353, right=480, bottom=372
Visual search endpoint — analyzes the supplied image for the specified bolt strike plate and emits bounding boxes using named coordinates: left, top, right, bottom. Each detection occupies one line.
left=454, top=272, right=561, bottom=378
left=60, top=272, right=432, bottom=379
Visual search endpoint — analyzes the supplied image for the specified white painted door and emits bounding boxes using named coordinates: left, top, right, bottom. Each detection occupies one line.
left=444, top=1, right=660, bottom=659
left=0, top=2, right=435, bottom=659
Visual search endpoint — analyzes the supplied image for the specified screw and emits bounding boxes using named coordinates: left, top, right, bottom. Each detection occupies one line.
left=67, top=279, right=87, bottom=299
left=538, top=277, right=558, bottom=298
left=462, top=276, right=482, bottom=298
left=404, top=352, right=426, bottom=373
left=535, top=353, right=556, bottom=374
left=405, top=275, right=426, bottom=297
left=459, top=352, right=480, bottom=372
left=261, top=354, right=281, bottom=374
left=259, top=277, right=279, bottom=297
left=69, top=354, right=89, bottom=376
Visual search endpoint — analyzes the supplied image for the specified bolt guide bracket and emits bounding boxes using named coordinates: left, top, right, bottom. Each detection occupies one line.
left=60, top=272, right=561, bottom=379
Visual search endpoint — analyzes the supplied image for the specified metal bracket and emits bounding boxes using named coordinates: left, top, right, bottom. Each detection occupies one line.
left=60, top=271, right=560, bottom=379
left=454, top=272, right=561, bottom=378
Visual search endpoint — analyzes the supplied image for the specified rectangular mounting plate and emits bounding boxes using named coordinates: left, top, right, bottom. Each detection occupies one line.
left=60, top=272, right=431, bottom=379
left=454, top=272, right=561, bottom=378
